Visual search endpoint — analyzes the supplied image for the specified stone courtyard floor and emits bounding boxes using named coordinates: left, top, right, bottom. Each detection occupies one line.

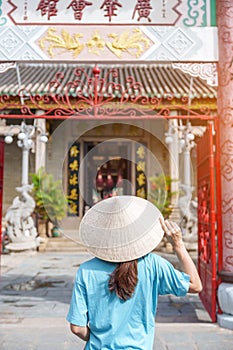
left=0, top=251, right=233, bottom=350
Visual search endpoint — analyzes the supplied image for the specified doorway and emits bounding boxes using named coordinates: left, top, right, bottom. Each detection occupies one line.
left=83, top=141, right=132, bottom=211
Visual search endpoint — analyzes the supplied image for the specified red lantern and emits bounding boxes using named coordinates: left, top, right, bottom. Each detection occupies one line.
left=106, top=170, right=114, bottom=189
left=96, top=169, right=104, bottom=191
left=116, top=170, right=123, bottom=187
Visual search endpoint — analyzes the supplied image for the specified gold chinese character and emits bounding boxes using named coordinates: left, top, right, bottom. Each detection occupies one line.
left=136, top=161, right=146, bottom=172
left=69, top=160, right=79, bottom=171
left=69, top=174, right=78, bottom=186
left=137, top=188, right=146, bottom=198
left=70, top=145, right=79, bottom=158
left=69, top=202, right=78, bottom=214
left=68, top=188, right=78, bottom=200
left=136, top=146, right=145, bottom=159
left=137, top=173, right=146, bottom=187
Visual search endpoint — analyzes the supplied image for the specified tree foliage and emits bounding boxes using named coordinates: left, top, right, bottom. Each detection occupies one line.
left=30, top=168, right=67, bottom=227
left=148, top=174, right=174, bottom=219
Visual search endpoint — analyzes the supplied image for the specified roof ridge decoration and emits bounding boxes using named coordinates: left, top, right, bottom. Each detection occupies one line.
left=0, top=61, right=16, bottom=73
left=0, top=65, right=215, bottom=120
left=172, top=63, right=218, bottom=86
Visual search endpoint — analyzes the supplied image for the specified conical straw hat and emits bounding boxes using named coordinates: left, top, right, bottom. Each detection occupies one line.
left=79, top=195, right=164, bottom=262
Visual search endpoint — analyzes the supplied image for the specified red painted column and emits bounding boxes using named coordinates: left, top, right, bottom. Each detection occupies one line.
left=0, top=138, right=4, bottom=257
left=217, top=1, right=233, bottom=280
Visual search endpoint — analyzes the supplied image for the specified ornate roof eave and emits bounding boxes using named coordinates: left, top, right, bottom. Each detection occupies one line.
left=0, top=64, right=217, bottom=120
left=172, top=63, right=218, bottom=87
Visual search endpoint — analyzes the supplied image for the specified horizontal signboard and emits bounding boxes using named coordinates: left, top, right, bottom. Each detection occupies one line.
left=1, top=1, right=216, bottom=27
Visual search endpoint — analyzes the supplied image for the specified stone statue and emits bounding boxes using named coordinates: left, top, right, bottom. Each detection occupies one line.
left=5, top=184, right=39, bottom=251
left=178, top=183, right=198, bottom=250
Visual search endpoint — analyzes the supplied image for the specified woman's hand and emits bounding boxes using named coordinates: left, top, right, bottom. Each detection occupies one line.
left=159, top=218, right=183, bottom=249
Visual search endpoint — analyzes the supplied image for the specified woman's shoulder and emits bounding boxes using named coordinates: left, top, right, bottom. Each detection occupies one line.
left=141, top=252, right=170, bottom=270
left=79, top=257, right=103, bottom=268
left=79, top=257, right=117, bottom=272
left=141, top=252, right=162, bottom=262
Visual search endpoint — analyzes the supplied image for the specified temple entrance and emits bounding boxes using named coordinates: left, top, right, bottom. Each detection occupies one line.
left=0, top=64, right=223, bottom=322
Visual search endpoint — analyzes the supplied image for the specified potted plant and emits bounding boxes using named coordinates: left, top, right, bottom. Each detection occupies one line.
left=30, top=167, right=67, bottom=237
left=148, top=174, right=174, bottom=219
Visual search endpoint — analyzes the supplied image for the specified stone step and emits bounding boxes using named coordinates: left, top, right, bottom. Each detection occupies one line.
left=39, top=235, right=87, bottom=252
left=45, top=246, right=86, bottom=252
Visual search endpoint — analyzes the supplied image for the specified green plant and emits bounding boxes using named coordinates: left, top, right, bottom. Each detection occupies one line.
left=30, top=167, right=67, bottom=228
left=148, top=174, right=174, bottom=219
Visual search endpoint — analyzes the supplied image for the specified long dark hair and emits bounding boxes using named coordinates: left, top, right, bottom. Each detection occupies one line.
left=108, top=260, right=138, bottom=301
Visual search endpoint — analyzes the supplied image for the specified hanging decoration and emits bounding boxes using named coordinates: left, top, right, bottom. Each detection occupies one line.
left=106, top=168, right=114, bottom=188
left=135, top=144, right=147, bottom=199
left=67, top=142, right=80, bottom=216
left=96, top=168, right=104, bottom=192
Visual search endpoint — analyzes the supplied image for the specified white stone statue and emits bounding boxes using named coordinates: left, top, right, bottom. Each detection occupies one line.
left=178, top=183, right=198, bottom=250
left=5, top=184, right=39, bottom=251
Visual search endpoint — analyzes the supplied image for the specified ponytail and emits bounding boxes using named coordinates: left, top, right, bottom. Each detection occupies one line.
left=108, top=260, right=138, bottom=301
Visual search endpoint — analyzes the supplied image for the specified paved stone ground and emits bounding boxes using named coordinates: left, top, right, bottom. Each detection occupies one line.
left=0, top=251, right=233, bottom=350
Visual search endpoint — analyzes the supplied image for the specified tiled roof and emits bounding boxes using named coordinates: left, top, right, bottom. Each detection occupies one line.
left=0, top=63, right=217, bottom=100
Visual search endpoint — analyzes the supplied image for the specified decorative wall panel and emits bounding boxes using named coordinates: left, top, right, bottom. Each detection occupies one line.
left=0, top=25, right=218, bottom=61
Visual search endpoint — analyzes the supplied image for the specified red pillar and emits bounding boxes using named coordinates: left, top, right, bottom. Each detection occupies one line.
left=0, top=138, right=4, bottom=256
left=217, top=1, right=233, bottom=280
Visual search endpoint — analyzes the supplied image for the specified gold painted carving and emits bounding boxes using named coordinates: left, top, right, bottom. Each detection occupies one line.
left=39, top=27, right=151, bottom=58
left=106, top=28, right=150, bottom=58
left=39, top=28, right=84, bottom=58
left=86, top=31, right=105, bottom=55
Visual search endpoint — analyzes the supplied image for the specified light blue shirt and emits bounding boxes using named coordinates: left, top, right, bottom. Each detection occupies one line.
left=67, top=253, right=190, bottom=350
